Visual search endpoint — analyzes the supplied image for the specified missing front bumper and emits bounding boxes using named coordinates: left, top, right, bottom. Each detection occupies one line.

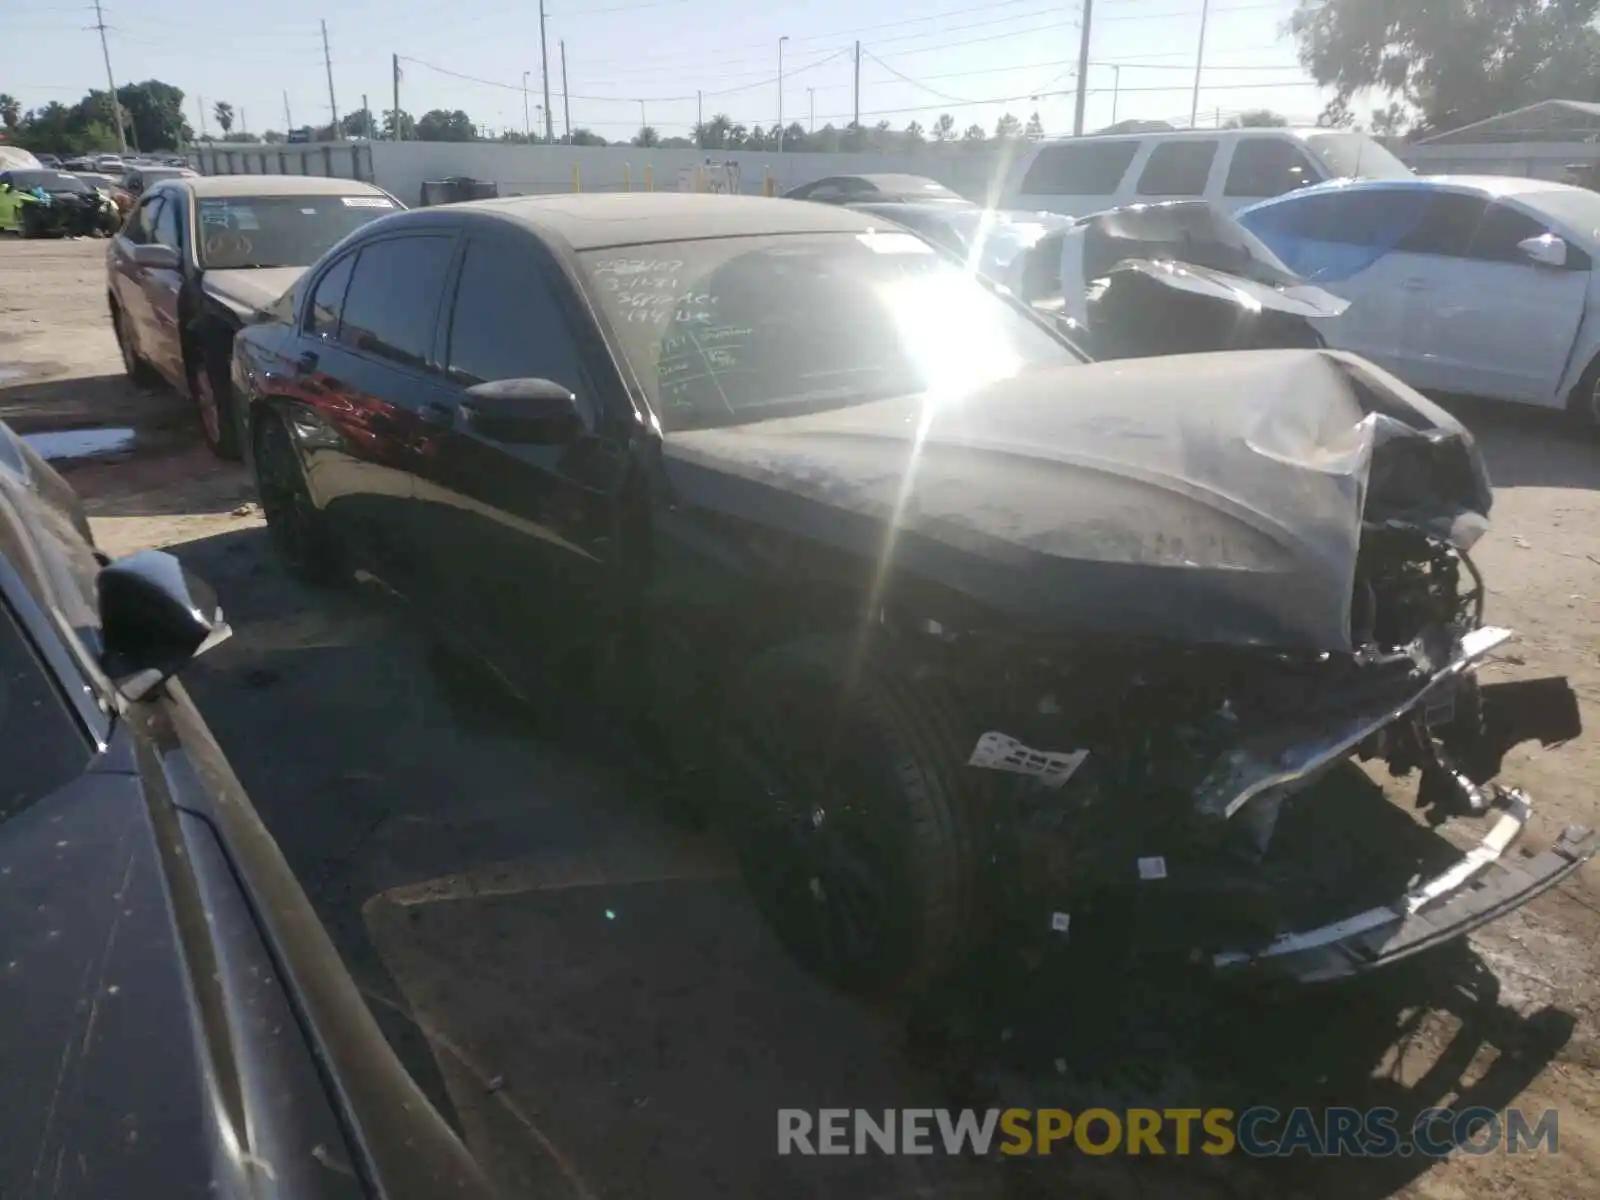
left=1212, top=791, right=1597, bottom=983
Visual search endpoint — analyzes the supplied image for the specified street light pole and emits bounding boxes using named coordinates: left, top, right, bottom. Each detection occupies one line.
left=808, top=87, right=815, bottom=133
left=1189, top=0, right=1210, bottom=128
left=1110, top=65, right=1121, bottom=125
left=777, top=35, right=789, bottom=151
left=638, top=99, right=647, bottom=131
left=522, top=71, right=531, bottom=140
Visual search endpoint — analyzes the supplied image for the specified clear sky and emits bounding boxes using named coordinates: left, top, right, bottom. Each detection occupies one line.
left=4, top=0, right=1332, bottom=142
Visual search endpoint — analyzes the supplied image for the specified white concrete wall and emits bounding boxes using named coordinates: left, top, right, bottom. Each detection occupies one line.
left=195, top=140, right=1013, bottom=206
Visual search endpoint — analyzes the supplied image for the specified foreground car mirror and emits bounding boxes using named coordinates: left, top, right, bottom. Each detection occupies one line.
left=460, top=377, right=584, bottom=445
left=130, top=242, right=180, bottom=270
left=1518, top=234, right=1568, bottom=269
left=97, top=549, right=230, bottom=700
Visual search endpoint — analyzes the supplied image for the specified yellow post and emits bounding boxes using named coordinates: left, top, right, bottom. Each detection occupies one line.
left=624, top=162, right=631, bottom=192
left=572, top=162, right=580, bottom=192
left=694, top=165, right=705, bottom=193
left=644, top=164, right=653, bottom=192
left=763, top=167, right=775, bottom=197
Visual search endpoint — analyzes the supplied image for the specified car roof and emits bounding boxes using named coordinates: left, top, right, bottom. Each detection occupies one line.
left=1255, top=174, right=1593, bottom=205
left=162, top=174, right=392, bottom=199
left=825, top=173, right=955, bottom=190
left=449, top=192, right=884, bottom=250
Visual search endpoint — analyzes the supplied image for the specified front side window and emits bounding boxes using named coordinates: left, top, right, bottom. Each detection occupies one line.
left=124, top=195, right=162, bottom=245
left=153, top=196, right=184, bottom=252
left=336, top=235, right=455, bottom=369
left=1136, top=140, right=1217, bottom=197
left=0, top=597, right=90, bottom=822
left=195, top=193, right=399, bottom=270
left=1468, top=202, right=1555, bottom=263
left=1394, top=191, right=1487, bottom=257
left=1225, top=138, right=1321, bottom=198
left=445, top=240, right=584, bottom=389
left=583, top=230, right=1077, bottom=432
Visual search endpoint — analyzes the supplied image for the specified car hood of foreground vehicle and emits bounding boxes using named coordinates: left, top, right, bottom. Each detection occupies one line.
left=661, top=348, right=1492, bottom=654
left=202, top=267, right=307, bottom=317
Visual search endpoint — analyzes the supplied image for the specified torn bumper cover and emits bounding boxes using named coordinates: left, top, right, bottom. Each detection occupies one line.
left=1213, top=796, right=1595, bottom=983
left=1194, top=625, right=1597, bottom=982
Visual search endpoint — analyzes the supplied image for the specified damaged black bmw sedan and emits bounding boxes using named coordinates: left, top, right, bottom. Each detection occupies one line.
left=232, top=193, right=1595, bottom=998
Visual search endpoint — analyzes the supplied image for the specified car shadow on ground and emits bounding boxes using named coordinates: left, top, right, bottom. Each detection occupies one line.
left=0, top=372, right=189, bottom=435
left=1433, top=394, right=1600, bottom=492
left=166, top=524, right=1578, bottom=1200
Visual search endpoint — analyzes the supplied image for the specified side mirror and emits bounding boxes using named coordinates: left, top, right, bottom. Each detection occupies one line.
left=97, top=549, right=230, bottom=700
left=131, top=242, right=180, bottom=270
left=1519, top=234, right=1568, bottom=269
left=460, top=378, right=584, bottom=445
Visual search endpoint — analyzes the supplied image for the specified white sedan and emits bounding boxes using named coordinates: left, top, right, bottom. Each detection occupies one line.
left=1235, top=176, right=1600, bottom=421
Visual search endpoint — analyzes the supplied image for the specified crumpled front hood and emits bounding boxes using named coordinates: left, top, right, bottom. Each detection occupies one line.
left=202, top=267, right=306, bottom=317
left=662, top=349, right=1489, bottom=652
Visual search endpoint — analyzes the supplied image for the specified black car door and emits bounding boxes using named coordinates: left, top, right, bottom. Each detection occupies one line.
left=409, top=227, right=630, bottom=677
left=288, top=230, right=460, bottom=589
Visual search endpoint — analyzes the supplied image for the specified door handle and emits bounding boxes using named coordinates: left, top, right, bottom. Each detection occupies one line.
left=422, top=401, right=455, bottom=425
left=295, top=350, right=319, bottom=374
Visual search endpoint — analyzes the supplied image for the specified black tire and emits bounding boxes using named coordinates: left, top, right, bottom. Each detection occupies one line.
left=1567, top=353, right=1600, bottom=433
left=253, top=409, right=342, bottom=585
left=717, top=636, right=981, bottom=997
left=110, top=300, right=158, bottom=386
left=19, top=207, right=42, bottom=239
left=189, top=337, right=241, bottom=460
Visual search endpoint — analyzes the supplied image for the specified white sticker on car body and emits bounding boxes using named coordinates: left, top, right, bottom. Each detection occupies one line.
left=967, top=732, right=1088, bottom=788
left=341, top=196, right=395, bottom=208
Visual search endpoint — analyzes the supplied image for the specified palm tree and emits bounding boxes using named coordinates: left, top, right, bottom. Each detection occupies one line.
left=213, top=101, right=234, bottom=136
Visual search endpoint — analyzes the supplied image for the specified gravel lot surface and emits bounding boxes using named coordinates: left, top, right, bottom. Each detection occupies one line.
left=5, top=235, right=1600, bottom=1199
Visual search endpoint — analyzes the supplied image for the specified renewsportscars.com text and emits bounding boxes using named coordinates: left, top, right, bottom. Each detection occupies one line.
left=777, top=1107, right=1559, bottom=1158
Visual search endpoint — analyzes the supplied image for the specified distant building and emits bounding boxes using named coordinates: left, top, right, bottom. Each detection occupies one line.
left=1404, top=99, right=1600, bottom=180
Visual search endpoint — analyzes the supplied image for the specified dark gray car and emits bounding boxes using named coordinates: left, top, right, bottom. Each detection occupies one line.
left=0, top=421, right=494, bottom=1200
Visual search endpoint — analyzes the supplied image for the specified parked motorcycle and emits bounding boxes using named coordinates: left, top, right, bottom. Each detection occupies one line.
left=1008, top=199, right=1349, bottom=359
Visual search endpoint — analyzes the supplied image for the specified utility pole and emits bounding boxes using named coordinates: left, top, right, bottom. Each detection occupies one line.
left=808, top=87, right=815, bottom=133
left=321, top=19, right=340, bottom=138
left=561, top=41, right=571, bottom=143
left=537, top=0, right=554, bottom=143
left=696, top=89, right=702, bottom=134
left=777, top=35, right=788, bottom=151
left=1073, top=0, right=1093, bottom=136
left=1109, top=65, right=1120, bottom=125
left=853, top=41, right=861, bottom=131
left=392, top=54, right=402, bottom=141
left=90, top=0, right=127, bottom=154
left=362, top=93, right=372, bottom=140
left=283, top=90, right=293, bottom=132
left=240, top=108, right=247, bottom=138
left=1189, top=0, right=1210, bottom=128
left=523, top=71, right=531, bottom=140
left=197, top=95, right=208, bottom=140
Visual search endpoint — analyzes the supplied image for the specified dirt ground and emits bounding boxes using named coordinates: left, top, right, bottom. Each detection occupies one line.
left=5, top=235, right=1600, bottom=1198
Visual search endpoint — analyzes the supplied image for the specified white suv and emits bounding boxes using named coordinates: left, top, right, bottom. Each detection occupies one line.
left=1003, top=127, right=1413, bottom=218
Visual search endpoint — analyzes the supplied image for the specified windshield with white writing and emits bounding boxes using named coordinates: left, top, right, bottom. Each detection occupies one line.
left=196, top=194, right=398, bottom=269
left=582, top=231, right=1076, bottom=432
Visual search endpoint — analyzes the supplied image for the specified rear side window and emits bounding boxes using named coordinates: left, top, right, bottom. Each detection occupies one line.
left=1394, top=191, right=1487, bottom=257
left=1136, top=141, right=1217, bottom=197
left=1225, top=138, right=1321, bottom=198
left=336, top=235, right=455, bottom=369
left=0, top=598, right=89, bottom=821
left=445, top=239, right=584, bottom=389
left=1244, top=189, right=1430, bottom=246
left=307, top=253, right=355, bottom=339
left=1019, top=140, right=1139, bottom=195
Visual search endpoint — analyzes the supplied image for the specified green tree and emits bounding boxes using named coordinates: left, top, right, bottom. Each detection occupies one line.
left=415, top=109, right=476, bottom=141
left=0, top=94, right=20, bottom=131
left=1290, top=0, right=1600, bottom=132
left=1223, top=108, right=1290, bottom=128
left=695, top=113, right=733, bottom=149
left=994, top=112, right=1022, bottom=140
left=1024, top=111, right=1045, bottom=140
left=903, top=120, right=925, bottom=147
left=382, top=109, right=415, bottom=139
left=962, top=123, right=987, bottom=143
left=114, top=80, right=189, bottom=149
left=783, top=122, right=807, bottom=149
left=213, top=101, right=234, bottom=135
left=633, top=125, right=661, bottom=147
left=931, top=113, right=956, bottom=142
left=569, top=127, right=607, bottom=145
left=1369, top=101, right=1410, bottom=138
left=340, top=108, right=376, bottom=139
